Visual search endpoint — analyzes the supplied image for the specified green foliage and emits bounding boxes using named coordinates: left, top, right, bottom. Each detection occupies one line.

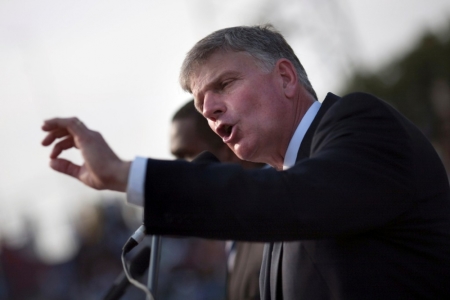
left=340, top=22, right=450, bottom=140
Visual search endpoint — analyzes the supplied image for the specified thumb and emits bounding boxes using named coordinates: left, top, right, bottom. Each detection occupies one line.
left=50, top=158, right=81, bottom=179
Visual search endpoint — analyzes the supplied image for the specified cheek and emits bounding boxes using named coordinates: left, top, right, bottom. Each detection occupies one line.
left=207, top=119, right=216, bottom=132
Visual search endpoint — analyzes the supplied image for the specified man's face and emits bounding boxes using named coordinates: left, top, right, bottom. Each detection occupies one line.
left=190, top=50, right=292, bottom=164
left=170, top=117, right=213, bottom=161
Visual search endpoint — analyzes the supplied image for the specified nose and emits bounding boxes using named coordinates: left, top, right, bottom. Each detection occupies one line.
left=203, top=92, right=226, bottom=122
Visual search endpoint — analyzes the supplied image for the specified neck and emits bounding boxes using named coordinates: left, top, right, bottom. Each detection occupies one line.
left=270, top=91, right=316, bottom=170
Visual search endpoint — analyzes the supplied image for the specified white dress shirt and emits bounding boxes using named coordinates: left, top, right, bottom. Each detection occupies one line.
left=283, top=101, right=321, bottom=170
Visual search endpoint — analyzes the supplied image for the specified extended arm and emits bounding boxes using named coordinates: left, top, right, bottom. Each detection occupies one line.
left=143, top=94, right=415, bottom=241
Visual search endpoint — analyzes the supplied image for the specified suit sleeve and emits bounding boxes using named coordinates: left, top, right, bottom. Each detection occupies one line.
left=144, top=93, right=415, bottom=241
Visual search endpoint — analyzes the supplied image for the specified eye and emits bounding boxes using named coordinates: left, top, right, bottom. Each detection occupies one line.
left=221, top=79, right=233, bottom=89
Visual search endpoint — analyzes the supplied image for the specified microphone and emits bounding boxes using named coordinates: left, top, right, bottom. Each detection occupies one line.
left=192, top=151, right=220, bottom=164
left=103, top=246, right=151, bottom=300
left=123, top=224, right=146, bottom=254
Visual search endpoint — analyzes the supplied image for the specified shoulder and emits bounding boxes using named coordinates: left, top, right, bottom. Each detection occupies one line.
left=313, top=92, right=411, bottom=153
left=332, top=92, right=391, bottom=113
left=319, top=92, right=402, bottom=129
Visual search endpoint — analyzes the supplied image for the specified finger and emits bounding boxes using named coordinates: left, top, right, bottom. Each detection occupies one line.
left=50, top=136, right=75, bottom=159
left=49, top=158, right=81, bottom=179
left=42, top=117, right=87, bottom=137
left=42, top=117, right=72, bottom=131
left=41, top=128, right=70, bottom=146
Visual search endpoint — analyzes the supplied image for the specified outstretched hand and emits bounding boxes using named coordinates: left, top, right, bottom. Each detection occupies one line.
left=41, top=117, right=131, bottom=192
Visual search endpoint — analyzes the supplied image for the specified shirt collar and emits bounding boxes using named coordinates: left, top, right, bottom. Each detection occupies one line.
left=283, top=101, right=321, bottom=170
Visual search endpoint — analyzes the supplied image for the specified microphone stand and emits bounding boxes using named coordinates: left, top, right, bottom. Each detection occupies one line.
left=146, top=235, right=162, bottom=300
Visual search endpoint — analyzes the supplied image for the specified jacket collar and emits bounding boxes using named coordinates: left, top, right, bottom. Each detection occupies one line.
left=295, top=93, right=340, bottom=162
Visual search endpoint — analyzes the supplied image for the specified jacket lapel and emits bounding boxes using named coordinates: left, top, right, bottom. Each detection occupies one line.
left=296, top=93, right=340, bottom=162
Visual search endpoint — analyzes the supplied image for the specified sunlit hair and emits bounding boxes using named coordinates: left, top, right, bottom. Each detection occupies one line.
left=180, top=24, right=317, bottom=100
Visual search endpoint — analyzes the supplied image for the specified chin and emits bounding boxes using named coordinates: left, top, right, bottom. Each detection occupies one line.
left=233, top=144, right=257, bottom=162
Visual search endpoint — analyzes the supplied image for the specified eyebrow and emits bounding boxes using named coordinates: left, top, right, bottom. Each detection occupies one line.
left=207, top=70, right=240, bottom=89
left=198, top=70, right=241, bottom=95
left=193, top=70, right=241, bottom=110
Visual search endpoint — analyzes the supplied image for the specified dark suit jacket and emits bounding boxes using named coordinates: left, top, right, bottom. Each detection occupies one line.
left=227, top=242, right=265, bottom=300
left=144, top=92, right=450, bottom=299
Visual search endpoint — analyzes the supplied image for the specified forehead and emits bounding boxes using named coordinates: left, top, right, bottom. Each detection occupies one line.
left=170, top=118, right=215, bottom=160
left=190, top=51, right=261, bottom=95
left=171, top=118, right=196, bottom=141
left=171, top=119, right=200, bottom=149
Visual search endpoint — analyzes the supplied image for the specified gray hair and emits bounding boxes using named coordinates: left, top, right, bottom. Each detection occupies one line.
left=179, top=24, right=317, bottom=100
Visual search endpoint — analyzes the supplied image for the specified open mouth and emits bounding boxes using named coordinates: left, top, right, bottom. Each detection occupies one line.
left=217, top=124, right=233, bottom=141
left=225, top=125, right=232, bottom=137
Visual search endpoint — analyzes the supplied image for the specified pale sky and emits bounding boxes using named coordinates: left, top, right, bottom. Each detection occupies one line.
left=1, top=0, right=449, bottom=263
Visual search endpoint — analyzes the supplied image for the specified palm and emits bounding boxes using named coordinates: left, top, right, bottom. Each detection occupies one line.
left=78, top=163, right=103, bottom=190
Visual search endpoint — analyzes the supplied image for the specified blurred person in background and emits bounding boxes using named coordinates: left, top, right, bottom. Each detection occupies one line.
left=170, top=99, right=264, bottom=300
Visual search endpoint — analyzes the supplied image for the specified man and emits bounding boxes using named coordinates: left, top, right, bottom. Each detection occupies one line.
left=42, top=25, right=450, bottom=299
left=171, top=99, right=264, bottom=300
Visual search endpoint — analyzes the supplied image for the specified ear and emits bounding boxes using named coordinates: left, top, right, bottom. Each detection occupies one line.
left=276, top=59, right=298, bottom=98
